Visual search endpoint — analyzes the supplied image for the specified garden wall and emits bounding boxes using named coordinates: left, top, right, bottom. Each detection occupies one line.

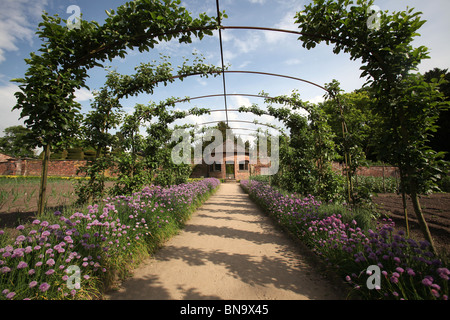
left=0, top=158, right=399, bottom=179
left=0, top=159, right=88, bottom=177
left=331, top=162, right=399, bottom=178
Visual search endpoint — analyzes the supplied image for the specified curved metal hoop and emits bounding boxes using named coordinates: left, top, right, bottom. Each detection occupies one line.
left=174, top=93, right=275, bottom=105
left=190, top=120, right=282, bottom=132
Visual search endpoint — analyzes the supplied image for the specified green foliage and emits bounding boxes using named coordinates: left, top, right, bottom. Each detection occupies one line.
left=0, top=126, right=36, bottom=158
left=437, top=174, right=450, bottom=193
left=11, top=0, right=221, bottom=215
left=295, top=0, right=450, bottom=253
left=424, top=68, right=450, bottom=161
left=354, top=175, right=398, bottom=194
left=240, top=91, right=342, bottom=201
left=322, top=89, right=381, bottom=162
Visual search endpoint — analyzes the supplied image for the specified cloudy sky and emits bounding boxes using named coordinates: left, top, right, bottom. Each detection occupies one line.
left=0, top=0, right=449, bottom=139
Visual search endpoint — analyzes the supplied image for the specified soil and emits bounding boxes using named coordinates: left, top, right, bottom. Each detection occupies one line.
left=0, top=180, right=115, bottom=229
left=373, top=193, right=450, bottom=258
left=105, top=182, right=348, bottom=300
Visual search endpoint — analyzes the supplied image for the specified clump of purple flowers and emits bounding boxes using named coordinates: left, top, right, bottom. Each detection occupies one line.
left=241, top=180, right=449, bottom=300
left=0, top=178, right=220, bottom=300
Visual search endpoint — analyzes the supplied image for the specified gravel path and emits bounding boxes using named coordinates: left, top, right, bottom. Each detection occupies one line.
left=105, top=182, right=346, bottom=300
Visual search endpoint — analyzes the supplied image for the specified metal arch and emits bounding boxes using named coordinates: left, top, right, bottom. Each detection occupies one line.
left=215, top=0, right=229, bottom=125
left=220, top=25, right=304, bottom=36
left=190, top=120, right=283, bottom=131
left=173, top=93, right=275, bottom=105
left=223, top=71, right=327, bottom=92
left=161, top=70, right=328, bottom=92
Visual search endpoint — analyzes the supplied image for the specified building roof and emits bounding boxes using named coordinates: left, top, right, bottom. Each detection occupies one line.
left=0, top=153, right=15, bottom=162
left=203, top=139, right=248, bottom=164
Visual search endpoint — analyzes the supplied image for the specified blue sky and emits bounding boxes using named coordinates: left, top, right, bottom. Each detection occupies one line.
left=0, top=0, right=449, bottom=139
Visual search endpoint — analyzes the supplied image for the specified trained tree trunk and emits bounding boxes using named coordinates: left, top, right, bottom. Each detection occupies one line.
left=410, top=190, right=437, bottom=255
left=37, top=144, right=50, bottom=216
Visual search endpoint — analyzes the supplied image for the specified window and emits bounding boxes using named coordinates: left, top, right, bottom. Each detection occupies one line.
left=239, top=161, right=249, bottom=171
left=214, top=162, right=221, bottom=172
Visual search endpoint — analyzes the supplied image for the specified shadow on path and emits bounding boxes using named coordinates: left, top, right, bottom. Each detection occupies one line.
left=106, top=183, right=346, bottom=300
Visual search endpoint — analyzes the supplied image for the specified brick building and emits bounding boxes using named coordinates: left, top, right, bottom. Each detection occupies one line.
left=190, top=139, right=256, bottom=181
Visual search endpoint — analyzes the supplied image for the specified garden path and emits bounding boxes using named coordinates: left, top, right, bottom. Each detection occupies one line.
left=105, top=182, right=346, bottom=300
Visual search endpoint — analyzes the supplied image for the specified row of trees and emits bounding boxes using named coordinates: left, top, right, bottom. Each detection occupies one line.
left=284, top=0, right=449, bottom=255
left=11, top=0, right=224, bottom=216
left=238, top=1, right=450, bottom=256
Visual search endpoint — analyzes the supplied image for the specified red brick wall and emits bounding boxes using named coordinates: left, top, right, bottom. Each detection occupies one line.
left=0, top=159, right=88, bottom=177
left=331, top=162, right=398, bottom=178
left=0, top=161, right=16, bottom=175
left=190, top=163, right=209, bottom=178
left=0, top=159, right=120, bottom=177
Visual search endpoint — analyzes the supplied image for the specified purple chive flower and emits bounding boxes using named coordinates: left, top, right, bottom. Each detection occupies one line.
left=422, top=276, right=433, bottom=287
left=431, top=284, right=441, bottom=291
left=406, top=268, right=415, bottom=276
left=437, top=268, right=449, bottom=280
left=17, top=261, right=28, bottom=269
left=6, top=292, right=15, bottom=299
left=15, top=235, right=26, bottom=242
left=29, top=281, right=38, bottom=288
left=1, top=266, right=11, bottom=273
left=16, top=225, right=25, bottom=230
left=39, top=282, right=50, bottom=292
left=431, top=289, right=440, bottom=298
left=45, top=269, right=55, bottom=275
left=46, top=258, right=55, bottom=266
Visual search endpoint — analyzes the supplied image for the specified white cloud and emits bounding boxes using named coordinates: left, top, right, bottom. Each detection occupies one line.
left=223, top=50, right=237, bottom=63
left=74, top=88, right=94, bottom=102
left=0, top=0, right=48, bottom=63
left=285, top=58, right=302, bottom=65
left=196, top=78, right=208, bottom=86
left=233, top=33, right=262, bottom=54
left=264, top=9, right=298, bottom=44
left=308, top=95, right=325, bottom=104
left=0, top=83, right=25, bottom=135
left=230, top=96, right=252, bottom=108
left=219, top=30, right=263, bottom=63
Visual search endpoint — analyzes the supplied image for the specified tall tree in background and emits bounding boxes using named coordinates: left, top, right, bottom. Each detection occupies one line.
left=0, top=125, right=36, bottom=158
left=424, top=68, right=450, bottom=161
